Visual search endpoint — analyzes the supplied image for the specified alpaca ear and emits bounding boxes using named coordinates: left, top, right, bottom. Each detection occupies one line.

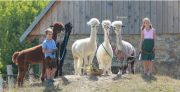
left=97, top=21, right=100, bottom=25
left=102, top=23, right=106, bottom=29
left=101, top=20, right=106, bottom=27
left=101, top=22, right=104, bottom=27
left=87, top=21, right=91, bottom=26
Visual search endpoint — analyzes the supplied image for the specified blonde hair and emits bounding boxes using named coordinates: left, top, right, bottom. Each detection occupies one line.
left=45, top=28, right=53, bottom=34
left=141, top=17, right=152, bottom=31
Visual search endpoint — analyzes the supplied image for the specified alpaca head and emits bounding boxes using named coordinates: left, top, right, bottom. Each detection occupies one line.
left=50, top=22, right=64, bottom=33
left=87, top=18, right=100, bottom=29
left=65, top=22, right=73, bottom=33
left=102, top=20, right=111, bottom=35
left=112, top=21, right=123, bottom=34
left=50, top=22, right=64, bottom=41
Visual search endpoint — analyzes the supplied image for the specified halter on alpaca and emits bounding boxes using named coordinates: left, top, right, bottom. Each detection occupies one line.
left=112, top=21, right=136, bottom=74
left=96, top=20, right=113, bottom=75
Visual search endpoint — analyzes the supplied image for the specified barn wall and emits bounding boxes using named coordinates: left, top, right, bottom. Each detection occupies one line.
left=52, top=1, right=180, bottom=35
left=28, top=1, right=180, bottom=38
left=25, top=1, right=180, bottom=75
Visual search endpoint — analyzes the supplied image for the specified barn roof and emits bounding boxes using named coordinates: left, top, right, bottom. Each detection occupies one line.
left=19, top=1, right=56, bottom=42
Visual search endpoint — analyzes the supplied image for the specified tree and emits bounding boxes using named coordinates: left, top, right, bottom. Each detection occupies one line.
left=0, top=1, right=49, bottom=75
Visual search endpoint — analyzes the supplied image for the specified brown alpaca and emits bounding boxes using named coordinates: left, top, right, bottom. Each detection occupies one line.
left=12, top=22, right=64, bottom=87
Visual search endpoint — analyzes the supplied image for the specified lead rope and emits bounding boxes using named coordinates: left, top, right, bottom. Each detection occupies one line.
left=101, top=32, right=113, bottom=58
left=95, top=31, right=113, bottom=58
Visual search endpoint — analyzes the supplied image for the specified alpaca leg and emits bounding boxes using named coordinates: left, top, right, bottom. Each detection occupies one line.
left=83, top=57, right=88, bottom=75
left=124, top=65, right=128, bottom=74
left=107, top=61, right=112, bottom=75
left=99, top=61, right=105, bottom=75
left=131, top=60, right=135, bottom=74
left=21, top=64, right=29, bottom=86
left=102, top=67, right=106, bottom=75
left=18, top=66, right=25, bottom=87
left=100, top=61, right=105, bottom=72
left=122, top=60, right=127, bottom=74
left=104, top=61, right=112, bottom=75
left=77, top=58, right=83, bottom=75
left=118, top=66, right=122, bottom=75
left=17, top=66, right=23, bottom=87
left=118, top=62, right=123, bottom=74
left=127, top=59, right=131, bottom=74
left=105, top=64, right=109, bottom=75
left=41, top=62, right=46, bottom=82
left=74, top=61, right=78, bottom=75
left=89, top=53, right=95, bottom=65
left=84, top=57, right=88, bottom=66
left=97, top=57, right=102, bottom=69
left=99, top=62, right=102, bottom=70
left=102, top=63, right=108, bottom=75
left=73, top=56, right=78, bottom=75
left=128, top=63, right=131, bottom=74
left=124, top=57, right=129, bottom=74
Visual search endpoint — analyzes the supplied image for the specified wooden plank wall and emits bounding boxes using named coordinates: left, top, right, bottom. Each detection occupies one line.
left=36, top=1, right=180, bottom=35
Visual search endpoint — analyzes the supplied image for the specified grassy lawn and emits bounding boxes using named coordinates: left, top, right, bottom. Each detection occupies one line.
left=104, top=74, right=180, bottom=92
left=5, top=74, right=180, bottom=92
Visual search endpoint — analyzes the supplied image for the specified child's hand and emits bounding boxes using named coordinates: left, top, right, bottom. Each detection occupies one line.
left=52, top=48, right=57, bottom=52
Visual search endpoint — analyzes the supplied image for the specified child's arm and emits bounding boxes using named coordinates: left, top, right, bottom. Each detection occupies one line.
left=139, top=30, right=144, bottom=52
left=153, top=29, right=157, bottom=51
left=42, top=49, right=53, bottom=53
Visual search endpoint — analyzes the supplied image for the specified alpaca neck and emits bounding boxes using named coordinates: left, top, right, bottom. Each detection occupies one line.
left=90, top=28, right=97, bottom=43
left=116, top=32, right=122, bottom=51
left=52, top=33, right=57, bottom=41
left=104, top=29, right=110, bottom=45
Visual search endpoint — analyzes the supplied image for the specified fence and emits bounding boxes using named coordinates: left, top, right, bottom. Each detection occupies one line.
left=0, top=65, right=38, bottom=90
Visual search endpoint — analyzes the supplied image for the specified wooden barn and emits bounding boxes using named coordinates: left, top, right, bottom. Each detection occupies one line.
left=20, top=1, right=180, bottom=75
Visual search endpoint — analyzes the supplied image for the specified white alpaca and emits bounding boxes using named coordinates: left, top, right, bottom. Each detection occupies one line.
left=112, top=21, right=136, bottom=74
left=72, top=18, right=100, bottom=75
left=96, top=20, right=113, bottom=75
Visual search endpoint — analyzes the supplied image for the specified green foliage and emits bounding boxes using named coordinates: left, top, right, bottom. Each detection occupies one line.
left=0, top=1, right=49, bottom=74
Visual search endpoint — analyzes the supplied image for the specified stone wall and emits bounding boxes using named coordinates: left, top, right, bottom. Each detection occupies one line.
left=61, top=34, right=180, bottom=77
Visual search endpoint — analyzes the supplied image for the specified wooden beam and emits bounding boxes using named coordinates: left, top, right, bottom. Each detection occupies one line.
left=20, top=1, right=56, bottom=42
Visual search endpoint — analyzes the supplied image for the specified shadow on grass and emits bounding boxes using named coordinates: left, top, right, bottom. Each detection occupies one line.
left=43, top=84, right=61, bottom=92
left=60, top=76, right=70, bottom=85
left=42, top=80, right=62, bottom=92
left=43, top=76, right=70, bottom=92
left=136, top=61, right=180, bottom=80
left=88, top=75, right=98, bottom=81
left=141, top=73, right=157, bottom=83
left=30, top=82, right=43, bottom=87
left=112, top=74, right=122, bottom=80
